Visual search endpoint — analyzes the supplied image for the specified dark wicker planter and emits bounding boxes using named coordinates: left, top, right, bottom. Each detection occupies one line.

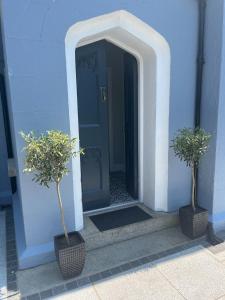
left=54, top=231, right=85, bottom=279
left=179, top=205, right=208, bottom=239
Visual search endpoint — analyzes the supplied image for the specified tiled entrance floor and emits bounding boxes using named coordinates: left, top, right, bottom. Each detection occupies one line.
left=110, top=172, right=135, bottom=205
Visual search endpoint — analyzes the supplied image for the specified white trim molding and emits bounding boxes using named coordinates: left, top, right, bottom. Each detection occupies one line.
left=65, top=10, right=171, bottom=230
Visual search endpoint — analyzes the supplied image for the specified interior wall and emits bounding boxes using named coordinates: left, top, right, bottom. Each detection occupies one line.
left=106, top=42, right=125, bottom=173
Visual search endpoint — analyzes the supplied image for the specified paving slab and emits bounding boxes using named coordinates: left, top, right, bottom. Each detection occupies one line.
left=54, top=285, right=99, bottom=300
left=93, top=265, right=184, bottom=300
left=152, top=245, right=225, bottom=300
left=17, top=226, right=189, bottom=296
left=0, top=211, right=7, bottom=300
left=47, top=245, right=225, bottom=300
left=207, top=242, right=225, bottom=261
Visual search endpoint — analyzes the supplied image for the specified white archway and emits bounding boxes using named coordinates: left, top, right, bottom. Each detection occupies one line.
left=65, top=10, right=171, bottom=230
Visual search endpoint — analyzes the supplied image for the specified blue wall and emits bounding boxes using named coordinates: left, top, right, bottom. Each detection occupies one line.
left=198, top=0, right=225, bottom=230
left=0, top=0, right=199, bottom=268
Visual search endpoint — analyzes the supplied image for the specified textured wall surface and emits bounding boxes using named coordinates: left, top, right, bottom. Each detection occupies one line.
left=0, top=0, right=199, bottom=267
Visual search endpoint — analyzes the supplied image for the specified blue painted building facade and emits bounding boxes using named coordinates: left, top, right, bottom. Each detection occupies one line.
left=0, top=0, right=225, bottom=269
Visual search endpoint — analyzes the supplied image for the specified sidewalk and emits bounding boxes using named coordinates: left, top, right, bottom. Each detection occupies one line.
left=3, top=200, right=225, bottom=300
left=53, top=244, right=225, bottom=300
left=17, top=226, right=190, bottom=297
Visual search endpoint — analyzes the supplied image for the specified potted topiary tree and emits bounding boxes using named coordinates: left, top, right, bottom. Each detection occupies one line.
left=171, top=128, right=211, bottom=239
left=21, top=130, right=85, bottom=279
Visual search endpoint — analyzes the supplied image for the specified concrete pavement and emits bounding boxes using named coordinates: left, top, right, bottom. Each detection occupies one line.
left=53, top=245, right=225, bottom=300
left=17, top=226, right=190, bottom=297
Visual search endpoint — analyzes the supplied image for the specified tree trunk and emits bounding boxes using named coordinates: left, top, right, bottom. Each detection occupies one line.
left=56, top=181, right=70, bottom=245
left=191, top=165, right=196, bottom=211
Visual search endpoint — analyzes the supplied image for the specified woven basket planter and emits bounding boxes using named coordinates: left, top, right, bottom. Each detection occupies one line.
left=179, top=205, right=208, bottom=239
left=54, top=231, right=85, bottom=279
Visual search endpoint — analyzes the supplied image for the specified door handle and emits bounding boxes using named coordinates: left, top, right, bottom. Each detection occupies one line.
left=100, top=86, right=107, bottom=103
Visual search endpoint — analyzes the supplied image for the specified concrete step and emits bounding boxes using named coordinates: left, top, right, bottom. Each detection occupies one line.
left=81, top=204, right=179, bottom=251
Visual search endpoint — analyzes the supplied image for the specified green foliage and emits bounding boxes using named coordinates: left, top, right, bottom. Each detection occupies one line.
left=21, top=130, right=84, bottom=187
left=171, top=128, right=211, bottom=168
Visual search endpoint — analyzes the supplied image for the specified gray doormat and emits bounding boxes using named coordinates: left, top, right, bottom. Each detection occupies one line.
left=90, top=206, right=152, bottom=231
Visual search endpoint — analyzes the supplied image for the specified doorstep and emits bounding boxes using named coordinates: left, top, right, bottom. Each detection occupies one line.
left=81, top=203, right=179, bottom=251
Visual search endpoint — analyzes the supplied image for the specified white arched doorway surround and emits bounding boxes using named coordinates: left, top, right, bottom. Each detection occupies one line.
left=65, top=10, right=171, bottom=230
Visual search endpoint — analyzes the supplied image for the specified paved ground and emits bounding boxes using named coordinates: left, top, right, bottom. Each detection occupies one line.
left=17, top=226, right=190, bottom=297
left=53, top=245, right=225, bottom=300
left=0, top=211, right=7, bottom=300
left=4, top=205, right=225, bottom=300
